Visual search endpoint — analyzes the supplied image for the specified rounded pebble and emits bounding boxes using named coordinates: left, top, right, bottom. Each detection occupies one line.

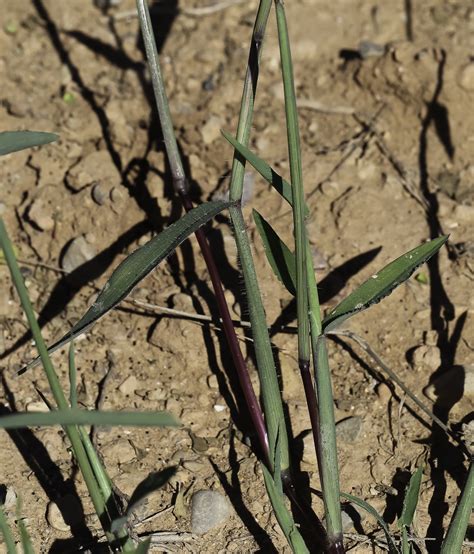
left=336, top=416, right=363, bottom=443
left=191, top=490, right=231, bottom=535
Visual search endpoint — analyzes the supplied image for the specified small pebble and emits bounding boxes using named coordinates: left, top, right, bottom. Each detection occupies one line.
left=207, top=374, right=219, bottom=390
left=91, top=182, right=108, bottom=205
left=201, top=115, right=222, bottom=145
left=183, top=460, right=207, bottom=474
left=61, top=236, right=97, bottom=274
left=191, top=490, right=231, bottom=535
left=302, top=431, right=316, bottom=464
left=458, top=63, right=474, bottom=91
left=105, top=439, right=136, bottom=464
left=3, top=486, right=17, bottom=510
left=46, top=495, right=83, bottom=532
left=27, top=198, right=54, bottom=231
left=118, top=375, right=138, bottom=396
left=358, top=41, right=385, bottom=59
left=376, top=383, right=392, bottom=403
left=26, top=400, right=49, bottom=412
left=412, top=345, right=441, bottom=371
left=335, top=416, right=363, bottom=443
left=47, top=501, right=70, bottom=532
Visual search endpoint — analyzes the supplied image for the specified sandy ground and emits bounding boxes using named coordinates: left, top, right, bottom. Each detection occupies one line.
left=0, top=0, right=473, bottom=552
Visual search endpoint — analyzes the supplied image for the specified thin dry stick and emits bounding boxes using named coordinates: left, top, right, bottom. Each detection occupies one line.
left=298, top=99, right=355, bottom=115
left=106, top=0, right=247, bottom=21
left=328, top=329, right=457, bottom=442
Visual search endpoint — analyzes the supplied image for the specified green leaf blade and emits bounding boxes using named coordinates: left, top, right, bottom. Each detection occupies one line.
left=21, top=200, right=230, bottom=372
left=222, top=131, right=308, bottom=217
left=0, top=409, right=180, bottom=429
left=253, top=209, right=296, bottom=295
left=341, top=492, right=399, bottom=554
left=323, top=236, right=448, bottom=333
left=399, top=467, right=423, bottom=529
left=0, top=131, right=58, bottom=156
left=262, top=465, right=309, bottom=554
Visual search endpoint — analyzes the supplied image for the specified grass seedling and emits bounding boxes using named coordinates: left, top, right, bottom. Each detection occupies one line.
left=1, top=1, right=469, bottom=552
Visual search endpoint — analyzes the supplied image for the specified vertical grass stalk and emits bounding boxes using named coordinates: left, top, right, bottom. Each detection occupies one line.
left=136, top=0, right=270, bottom=458
left=229, top=0, right=272, bottom=200
left=226, top=0, right=291, bottom=471
left=0, top=219, right=134, bottom=551
left=274, top=3, right=343, bottom=550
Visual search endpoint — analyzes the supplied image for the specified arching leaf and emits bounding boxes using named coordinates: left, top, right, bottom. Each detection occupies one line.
left=21, top=201, right=230, bottom=372
left=0, top=131, right=58, bottom=156
left=323, top=236, right=448, bottom=333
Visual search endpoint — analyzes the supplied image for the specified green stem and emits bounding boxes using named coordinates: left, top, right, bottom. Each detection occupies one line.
left=229, top=0, right=273, bottom=201
left=315, top=337, right=343, bottom=551
left=136, top=0, right=186, bottom=193
left=0, top=504, right=16, bottom=554
left=440, top=459, right=473, bottom=554
left=274, top=0, right=309, bottom=366
left=0, top=218, right=133, bottom=551
left=229, top=205, right=289, bottom=471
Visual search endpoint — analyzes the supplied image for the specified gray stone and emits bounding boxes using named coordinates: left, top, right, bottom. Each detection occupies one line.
left=91, top=182, right=108, bottom=205
left=46, top=495, right=83, bottom=532
left=336, top=416, right=363, bottom=443
left=201, top=115, right=222, bottom=145
left=61, top=236, right=97, bottom=274
left=27, top=198, right=54, bottom=231
left=191, top=490, right=231, bottom=535
left=358, top=41, right=385, bottom=59
left=459, top=63, right=474, bottom=91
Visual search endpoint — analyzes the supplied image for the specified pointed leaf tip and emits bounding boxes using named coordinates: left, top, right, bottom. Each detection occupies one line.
left=21, top=200, right=230, bottom=372
left=323, top=236, right=448, bottom=333
left=0, top=131, right=58, bottom=156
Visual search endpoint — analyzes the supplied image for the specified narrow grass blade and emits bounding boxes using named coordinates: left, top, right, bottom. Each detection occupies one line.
left=111, top=467, right=177, bottom=533
left=399, top=467, right=422, bottom=529
left=262, top=465, right=309, bottom=554
left=315, top=337, right=342, bottom=544
left=0, top=131, right=58, bottom=156
left=228, top=0, right=272, bottom=200
left=17, top=515, right=34, bottom=554
left=68, top=341, right=77, bottom=408
left=0, top=504, right=17, bottom=554
left=0, top=409, right=180, bottom=429
left=229, top=206, right=289, bottom=471
left=223, top=131, right=308, bottom=216
left=341, top=492, right=399, bottom=554
left=253, top=209, right=296, bottom=295
left=21, top=200, right=230, bottom=372
left=440, top=460, right=473, bottom=554
left=322, top=236, right=449, bottom=333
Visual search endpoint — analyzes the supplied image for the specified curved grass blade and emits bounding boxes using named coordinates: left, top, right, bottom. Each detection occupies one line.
left=0, top=504, right=17, bottom=554
left=262, top=464, right=309, bottom=554
left=440, top=460, right=473, bottom=554
left=111, top=467, right=177, bottom=533
left=0, top=131, right=58, bottom=156
left=0, top=409, right=180, bottom=429
left=322, top=236, right=448, bottom=333
left=21, top=200, right=230, bottom=372
left=399, top=467, right=422, bottom=529
left=222, top=131, right=308, bottom=217
left=17, top=503, right=34, bottom=554
left=341, top=492, right=399, bottom=554
left=253, top=209, right=296, bottom=295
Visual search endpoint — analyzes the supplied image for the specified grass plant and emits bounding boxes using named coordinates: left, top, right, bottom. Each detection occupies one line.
left=0, top=2, right=471, bottom=553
